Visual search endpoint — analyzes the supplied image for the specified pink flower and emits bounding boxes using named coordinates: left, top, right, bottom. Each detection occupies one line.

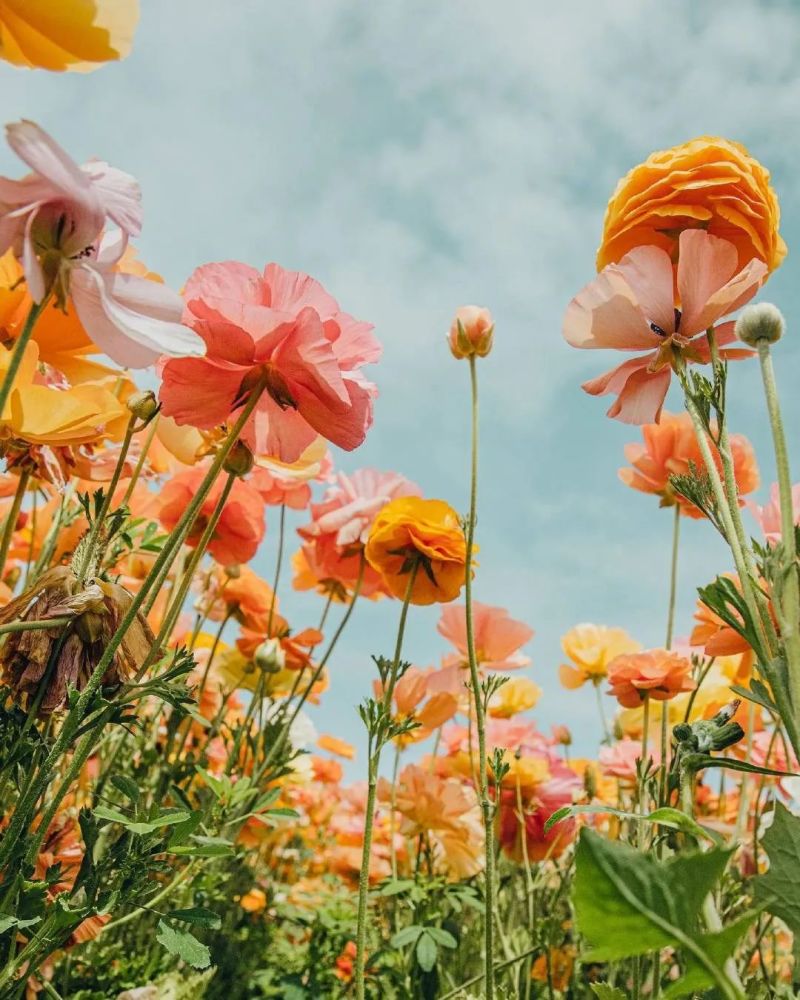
left=748, top=482, right=800, bottom=544
left=158, top=261, right=380, bottom=461
left=562, top=229, right=766, bottom=424
left=437, top=601, right=534, bottom=672
left=448, top=305, right=494, bottom=360
left=250, top=439, right=332, bottom=511
left=0, top=121, right=203, bottom=367
left=599, top=738, right=661, bottom=783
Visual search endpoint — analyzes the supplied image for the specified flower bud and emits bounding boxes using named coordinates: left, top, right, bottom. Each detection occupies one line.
left=223, top=440, right=255, bottom=478
left=447, top=305, right=494, bottom=360
left=551, top=724, right=572, bottom=747
left=734, top=302, right=785, bottom=346
left=126, top=389, right=159, bottom=423
left=254, top=637, right=286, bottom=674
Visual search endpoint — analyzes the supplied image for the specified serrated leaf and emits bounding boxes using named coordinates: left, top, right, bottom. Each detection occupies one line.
left=156, top=919, right=211, bottom=969
left=754, top=801, right=800, bottom=931
left=416, top=931, right=438, bottom=972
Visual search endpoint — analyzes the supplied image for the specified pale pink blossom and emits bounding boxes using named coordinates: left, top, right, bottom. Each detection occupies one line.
left=599, top=738, right=661, bottom=783
left=0, top=121, right=203, bottom=367
left=748, top=482, right=800, bottom=544
left=438, top=601, right=534, bottom=672
left=563, top=229, right=765, bottom=424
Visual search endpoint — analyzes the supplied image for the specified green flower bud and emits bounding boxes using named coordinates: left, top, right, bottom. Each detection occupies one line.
left=126, top=389, right=159, bottom=423
left=734, top=302, right=785, bottom=346
left=223, top=440, right=255, bottom=478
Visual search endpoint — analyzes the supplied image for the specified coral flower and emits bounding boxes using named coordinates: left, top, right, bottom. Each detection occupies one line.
left=607, top=648, right=695, bottom=709
left=438, top=601, right=534, bottom=671
left=599, top=738, right=661, bottom=784
left=597, top=136, right=786, bottom=274
left=365, top=497, right=468, bottom=605
left=0, top=122, right=203, bottom=365
left=748, top=482, right=800, bottom=544
left=0, top=0, right=139, bottom=72
left=158, top=261, right=380, bottom=462
left=158, top=464, right=266, bottom=566
left=251, top=437, right=332, bottom=510
left=497, top=770, right=580, bottom=863
left=199, top=564, right=275, bottom=631
left=563, top=229, right=765, bottom=424
left=620, top=411, right=759, bottom=519
left=317, top=734, right=355, bottom=760
left=559, top=623, right=640, bottom=690
left=376, top=665, right=458, bottom=744
left=295, top=468, right=421, bottom=600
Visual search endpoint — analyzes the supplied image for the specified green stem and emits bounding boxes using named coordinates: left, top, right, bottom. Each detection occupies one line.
left=757, top=338, right=800, bottom=714
left=0, top=616, right=72, bottom=637
left=0, top=382, right=266, bottom=872
left=119, top=414, right=160, bottom=509
left=267, top=503, right=286, bottom=636
left=0, top=468, right=30, bottom=574
left=355, top=563, right=418, bottom=1000
left=0, top=296, right=47, bottom=416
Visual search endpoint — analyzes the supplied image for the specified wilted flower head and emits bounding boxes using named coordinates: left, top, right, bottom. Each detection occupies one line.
left=563, top=229, right=764, bottom=424
left=0, top=122, right=203, bottom=366
left=0, top=564, right=157, bottom=713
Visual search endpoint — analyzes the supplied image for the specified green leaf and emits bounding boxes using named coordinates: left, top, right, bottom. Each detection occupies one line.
left=170, top=907, right=222, bottom=930
left=754, top=801, right=800, bottom=931
left=92, top=805, right=131, bottom=826
left=390, top=925, right=423, bottom=948
left=110, top=773, right=140, bottom=803
left=661, top=911, right=758, bottom=999
left=0, top=914, right=40, bottom=934
left=156, top=919, right=211, bottom=970
left=425, top=926, right=457, bottom=948
left=590, top=986, right=627, bottom=1000
left=546, top=804, right=721, bottom=844
left=574, top=827, right=730, bottom=961
left=378, top=879, right=416, bottom=897
left=416, top=931, right=438, bottom=972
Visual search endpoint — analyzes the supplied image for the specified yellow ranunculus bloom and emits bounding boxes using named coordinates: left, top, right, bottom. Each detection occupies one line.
left=598, top=136, right=786, bottom=274
left=0, top=0, right=139, bottom=72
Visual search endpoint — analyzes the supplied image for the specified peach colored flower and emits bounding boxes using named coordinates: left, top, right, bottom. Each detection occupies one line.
left=159, top=261, right=379, bottom=462
left=197, top=564, right=275, bottom=631
left=251, top=438, right=332, bottom=510
left=438, top=601, right=534, bottom=671
left=0, top=0, right=139, bottom=72
left=376, top=665, right=458, bottom=744
left=158, top=464, right=266, bottom=566
left=317, top=734, right=356, bottom=760
left=295, top=468, right=421, bottom=600
left=559, top=623, right=640, bottom=690
left=0, top=122, right=202, bottom=365
left=748, top=482, right=800, bottom=544
left=365, top=497, right=468, bottom=605
left=597, top=136, right=786, bottom=275
left=620, top=411, right=759, bottom=519
left=448, top=305, right=494, bottom=359
left=488, top=676, right=542, bottom=718
left=599, top=738, right=661, bottom=784
left=607, top=648, right=695, bottom=709
left=563, top=229, right=764, bottom=424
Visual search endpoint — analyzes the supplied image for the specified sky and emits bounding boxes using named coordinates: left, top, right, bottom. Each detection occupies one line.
left=3, top=0, right=800, bottom=775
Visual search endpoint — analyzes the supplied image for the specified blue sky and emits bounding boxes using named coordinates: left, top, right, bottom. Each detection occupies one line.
left=3, top=1, right=800, bottom=774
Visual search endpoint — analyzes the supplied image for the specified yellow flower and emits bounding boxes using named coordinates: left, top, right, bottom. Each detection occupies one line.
left=598, top=136, right=786, bottom=274
left=365, top=497, right=468, bottom=605
left=488, top=676, right=542, bottom=718
left=0, top=0, right=139, bottom=72
left=559, top=623, right=640, bottom=690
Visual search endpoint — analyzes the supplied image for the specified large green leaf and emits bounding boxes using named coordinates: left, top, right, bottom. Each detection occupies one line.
left=156, top=918, right=211, bottom=969
left=574, top=828, right=745, bottom=997
left=754, top=801, right=800, bottom=930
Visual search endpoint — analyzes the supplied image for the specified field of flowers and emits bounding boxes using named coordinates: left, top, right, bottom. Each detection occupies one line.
left=2, top=5, right=800, bottom=1000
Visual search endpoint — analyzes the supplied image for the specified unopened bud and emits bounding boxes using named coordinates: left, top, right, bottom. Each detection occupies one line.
left=734, top=303, right=785, bottom=346
left=447, top=305, right=494, bottom=360
left=583, top=762, right=597, bottom=800
left=223, top=564, right=242, bottom=579
left=223, top=440, right=254, bottom=478
left=126, top=390, right=159, bottom=423
left=551, top=724, right=572, bottom=747
left=254, top=637, right=286, bottom=674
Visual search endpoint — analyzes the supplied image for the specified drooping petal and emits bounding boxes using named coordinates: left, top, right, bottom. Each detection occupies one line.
left=82, top=161, right=142, bottom=236
left=5, top=121, right=99, bottom=215
left=159, top=356, right=246, bottom=429
left=563, top=266, right=662, bottom=351
left=606, top=365, right=672, bottom=425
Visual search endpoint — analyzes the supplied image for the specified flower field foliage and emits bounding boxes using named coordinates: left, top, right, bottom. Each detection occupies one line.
left=5, top=9, right=800, bottom=1000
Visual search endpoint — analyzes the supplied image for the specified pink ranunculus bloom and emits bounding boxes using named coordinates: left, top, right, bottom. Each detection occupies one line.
left=562, top=229, right=766, bottom=424
left=748, top=482, right=800, bottom=545
left=599, top=738, right=661, bottom=783
left=437, top=601, right=534, bottom=672
left=0, top=121, right=203, bottom=367
left=158, top=261, right=381, bottom=462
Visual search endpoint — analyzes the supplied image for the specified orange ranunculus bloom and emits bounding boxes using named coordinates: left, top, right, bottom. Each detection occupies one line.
left=158, top=464, right=266, bottom=566
left=365, top=497, right=468, bottom=605
left=558, top=623, right=640, bottom=690
left=597, top=136, right=786, bottom=274
left=0, top=0, right=139, bottom=72
left=620, top=412, right=759, bottom=519
left=607, top=648, right=695, bottom=709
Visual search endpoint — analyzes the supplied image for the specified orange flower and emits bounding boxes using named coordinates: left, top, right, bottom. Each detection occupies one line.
left=365, top=497, right=468, bottom=605
left=317, top=734, right=356, bottom=760
left=239, top=888, right=267, bottom=913
left=199, top=564, right=275, bottom=632
left=158, top=465, right=266, bottom=566
left=531, top=947, right=576, bottom=991
left=620, top=412, right=759, bottom=519
left=0, top=0, right=139, bottom=72
left=597, top=136, right=786, bottom=274
left=607, top=648, right=695, bottom=709
left=558, top=623, right=640, bottom=690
